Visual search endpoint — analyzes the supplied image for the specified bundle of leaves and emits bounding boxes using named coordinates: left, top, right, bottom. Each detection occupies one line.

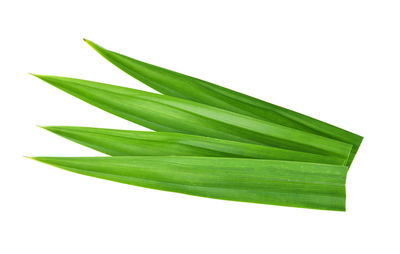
left=29, top=40, right=363, bottom=211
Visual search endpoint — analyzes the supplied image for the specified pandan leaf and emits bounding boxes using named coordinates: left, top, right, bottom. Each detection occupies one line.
left=84, top=39, right=362, bottom=166
left=30, top=156, right=348, bottom=211
left=32, top=74, right=352, bottom=162
left=41, top=126, right=347, bottom=165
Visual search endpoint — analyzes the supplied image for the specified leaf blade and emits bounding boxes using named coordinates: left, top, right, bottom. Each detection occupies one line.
left=42, top=126, right=347, bottom=165
left=31, top=156, right=347, bottom=211
left=84, top=39, right=362, bottom=166
left=33, top=74, right=352, bottom=161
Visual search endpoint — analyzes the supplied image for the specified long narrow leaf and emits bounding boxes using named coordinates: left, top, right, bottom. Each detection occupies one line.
left=84, top=39, right=362, bottom=166
left=32, top=74, right=352, bottom=161
left=42, top=126, right=347, bottom=165
left=30, top=156, right=348, bottom=211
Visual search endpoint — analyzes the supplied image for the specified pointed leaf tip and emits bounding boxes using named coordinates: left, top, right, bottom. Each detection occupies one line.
left=83, top=38, right=94, bottom=45
left=83, top=39, right=104, bottom=52
left=30, top=73, right=47, bottom=79
left=30, top=74, right=65, bottom=84
left=36, top=125, right=51, bottom=130
left=38, top=125, right=59, bottom=133
left=30, top=73, right=54, bottom=83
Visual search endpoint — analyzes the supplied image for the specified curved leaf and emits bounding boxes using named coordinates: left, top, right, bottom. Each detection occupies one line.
left=42, top=126, right=347, bottom=165
left=84, top=39, right=362, bottom=166
left=32, top=74, right=352, bottom=161
left=30, top=156, right=348, bottom=211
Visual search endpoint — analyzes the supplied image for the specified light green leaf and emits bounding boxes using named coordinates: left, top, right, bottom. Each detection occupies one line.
left=42, top=126, right=347, bottom=165
left=32, top=74, right=352, bottom=161
left=30, top=156, right=348, bottom=211
left=84, top=39, right=362, bottom=166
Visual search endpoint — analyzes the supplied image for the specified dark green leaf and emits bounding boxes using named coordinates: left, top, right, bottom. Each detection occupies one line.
left=42, top=126, right=347, bottom=165
left=32, top=74, right=352, bottom=162
left=84, top=39, right=362, bottom=166
left=30, top=156, right=348, bottom=211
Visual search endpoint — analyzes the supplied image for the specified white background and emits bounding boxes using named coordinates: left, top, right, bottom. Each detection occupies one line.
left=1, top=1, right=399, bottom=253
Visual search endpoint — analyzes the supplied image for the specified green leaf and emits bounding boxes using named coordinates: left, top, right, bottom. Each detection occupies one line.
left=30, top=156, right=348, bottom=211
left=84, top=39, right=362, bottom=166
left=32, top=74, right=352, bottom=162
left=41, top=126, right=347, bottom=165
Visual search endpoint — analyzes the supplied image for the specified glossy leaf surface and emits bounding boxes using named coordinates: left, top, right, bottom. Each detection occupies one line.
left=31, top=156, right=348, bottom=211
left=33, top=74, right=352, bottom=161
left=84, top=39, right=362, bottom=166
left=42, top=126, right=347, bottom=165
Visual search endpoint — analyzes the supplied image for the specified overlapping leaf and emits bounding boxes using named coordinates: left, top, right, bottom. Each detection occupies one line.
left=30, top=156, right=348, bottom=211
left=84, top=39, right=362, bottom=166
left=32, top=74, right=352, bottom=162
left=27, top=40, right=365, bottom=211
left=42, top=126, right=347, bottom=165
